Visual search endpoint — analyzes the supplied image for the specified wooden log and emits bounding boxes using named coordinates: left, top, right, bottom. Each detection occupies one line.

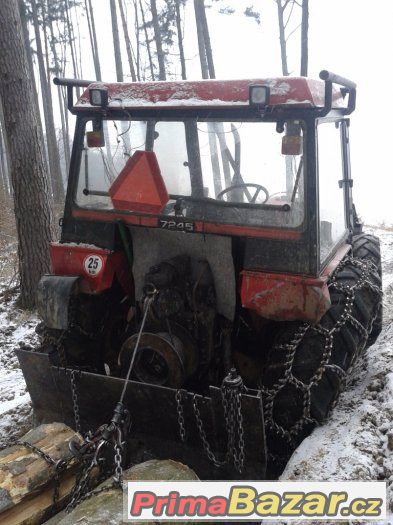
left=0, top=422, right=82, bottom=525
left=43, top=459, right=199, bottom=525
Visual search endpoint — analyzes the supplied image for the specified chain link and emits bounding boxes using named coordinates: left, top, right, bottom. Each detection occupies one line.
left=113, top=426, right=124, bottom=487
left=70, top=369, right=82, bottom=434
left=222, top=384, right=245, bottom=473
left=14, top=439, right=71, bottom=510
left=175, top=390, right=186, bottom=443
left=192, top=394, right=226, bottom=468
left=260, top=255, right=383, bottom=445
left=177, top=369, right=246, bottom=473
left=66, top=459, right=97, bottom=512
left=33, top=280, right=151, bottom=514
left=64, top=292, right=155, bottom=512
left=15, top=439, right=57, bottom=466
left=67, top=480, right=119, bottom=508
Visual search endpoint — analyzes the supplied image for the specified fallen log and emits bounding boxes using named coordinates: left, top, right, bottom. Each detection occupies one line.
left=0, top=423, right=82, bottom=525
left=43, top=458, right=199, bottom=525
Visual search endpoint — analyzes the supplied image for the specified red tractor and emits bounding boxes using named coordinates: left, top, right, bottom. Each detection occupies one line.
left=17, top=70, right=382, bottom=479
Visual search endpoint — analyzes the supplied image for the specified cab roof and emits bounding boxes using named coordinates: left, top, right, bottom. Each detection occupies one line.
left=75, top=77, right=346, bottom=111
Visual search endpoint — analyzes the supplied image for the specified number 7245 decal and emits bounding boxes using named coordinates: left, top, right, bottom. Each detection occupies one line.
left=159, top=220, right=195, bottom=232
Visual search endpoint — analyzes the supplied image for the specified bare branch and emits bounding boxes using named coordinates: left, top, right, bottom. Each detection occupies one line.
left=284, top=0, right=295, bottom=28
left=285, top=22, right=301, bottom=41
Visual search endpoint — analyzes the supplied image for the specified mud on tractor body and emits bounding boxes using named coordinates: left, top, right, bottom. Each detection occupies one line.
left=17, top=70, right=382, bottom=479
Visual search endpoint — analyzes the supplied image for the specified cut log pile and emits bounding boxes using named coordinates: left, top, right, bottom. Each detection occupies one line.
left=0, top=422, right=200, bottom=525
left=0, top=423, right=82, bottom=525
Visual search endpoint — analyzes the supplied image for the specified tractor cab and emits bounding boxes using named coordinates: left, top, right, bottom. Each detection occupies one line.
left=59, top=71, right=357, bottom=323
left=16, top=72, right=381, bottom=480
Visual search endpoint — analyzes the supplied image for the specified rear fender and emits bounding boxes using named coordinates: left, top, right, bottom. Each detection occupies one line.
left=240, top=243, right=351, bottom=323
left=50, top=242, right=133, bottom=296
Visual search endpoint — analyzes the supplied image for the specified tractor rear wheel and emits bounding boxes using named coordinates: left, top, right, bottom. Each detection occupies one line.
left=260, top=254, right=382, bottom=464
left=352, top=233, right=383, bottom=347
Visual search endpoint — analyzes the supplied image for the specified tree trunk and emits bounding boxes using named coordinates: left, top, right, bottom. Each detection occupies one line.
left=276, top=0, right=292, bottom=192
left=19, top=0, right=49, bottom=181
left=175, top=0, right=187, bottom=80
left=193, top=0, right=208, bottom=79
left=0, top=0, right=54, bottom=309
left=139, top=0, right=155, bottom=80
left=85, top=0, right=102, bottom=80
left=197, top=0, right=215, bottom=79
left=300, top=0, right=309, bottom=76
left=47, top=9, right=70, bottom=173
left=193, top=0, right=225, bottom=196
left=276, top=0, right=289, bottom=76
left=31, top=0, right=64, bottom=204
left=64, top=0, right=80, bottom=88
left=73, top=2, right=84, bottom=79
left=133, top=0, right=141, bottom=80
left=118, top=0, right=137, bottom=81
left=110, top=0, right=124, bottom=82
left=150, top=0, right=166, bottom=80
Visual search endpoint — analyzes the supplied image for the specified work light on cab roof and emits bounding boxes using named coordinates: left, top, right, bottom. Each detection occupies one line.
left=89, top=86, right=108, bottom=108
left=17, top=71, right=382, bottom=482
left=249, top=85, right=270, bottom=106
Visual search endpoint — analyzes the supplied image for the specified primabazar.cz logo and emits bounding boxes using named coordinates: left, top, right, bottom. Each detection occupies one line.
left=125, top=481, right=387, bottom=521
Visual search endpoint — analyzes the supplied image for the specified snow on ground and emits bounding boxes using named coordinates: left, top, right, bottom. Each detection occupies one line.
left=0, top=237, right=38, bottom=448
left=274, top=227, right=393, bottom=524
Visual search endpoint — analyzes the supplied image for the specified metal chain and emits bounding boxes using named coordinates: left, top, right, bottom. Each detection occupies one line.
left=14, top=439, right=71, bottom=509
left=66, top=459, right=97, bottom=512
left=260, top=255, right=383, bottom=445
left=33, top=283, right=152, bottom=514
left=175, top=390, right=186, bottom=443
left=177, top=369, right=246, bottom=473
left=222, top=385, right=245, bottom=473
left=15, top=439, right=57, bottom=466
left=65, top=291, right=155, bottom=512
left=113, top=440, right=124, bottom=486
left=192, top=394, right=225, bottom=468
left=67, top=480, right=119, bottom=508
left=70, top=369, right=82, bottom=434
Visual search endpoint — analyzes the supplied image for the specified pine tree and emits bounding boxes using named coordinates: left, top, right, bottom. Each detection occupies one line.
left=31, top=0, right=65, bottom=202
left=0, top=0, right=54, bottom=308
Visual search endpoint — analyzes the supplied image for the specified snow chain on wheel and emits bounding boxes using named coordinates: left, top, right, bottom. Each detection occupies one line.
left=259, top=255, right=382, bottom=461
left=352, top=233, right=383, bottom=347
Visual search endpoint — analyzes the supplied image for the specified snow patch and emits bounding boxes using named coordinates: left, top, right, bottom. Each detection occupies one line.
left=52, top=241, right=109, bottom=251
left=0, top=293, right=38, bottom=448
left=107, top=97, right=248, bottom=107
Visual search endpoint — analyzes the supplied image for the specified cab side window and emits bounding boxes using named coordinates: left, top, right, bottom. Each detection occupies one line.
left=318, top=121, right=346, bottom=263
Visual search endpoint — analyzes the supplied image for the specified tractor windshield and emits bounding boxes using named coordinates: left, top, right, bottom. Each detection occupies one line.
left=76, top=118, right=305, bottom=229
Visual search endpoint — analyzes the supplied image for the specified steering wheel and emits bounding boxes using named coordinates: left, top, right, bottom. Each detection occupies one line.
left=217, top=183, right=269, bottom=204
